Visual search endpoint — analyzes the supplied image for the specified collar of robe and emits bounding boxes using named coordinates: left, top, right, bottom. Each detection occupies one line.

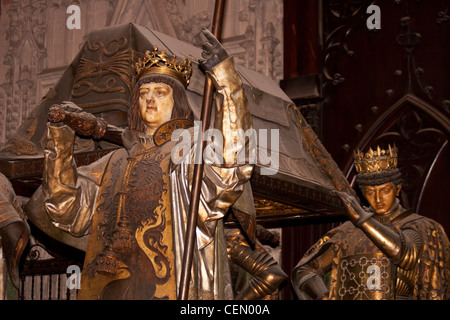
left=365, top=199, right=413, bottom=225
left=122, top=118, right=193, bottom=150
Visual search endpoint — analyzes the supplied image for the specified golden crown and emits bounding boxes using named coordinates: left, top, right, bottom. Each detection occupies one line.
left=354, top=144, right=398, bottom=174
left=134, top=46, right=193, bottom=87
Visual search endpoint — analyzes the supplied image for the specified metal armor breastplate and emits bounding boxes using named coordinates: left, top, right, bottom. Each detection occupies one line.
left=335, top=253, right=396, bottom=300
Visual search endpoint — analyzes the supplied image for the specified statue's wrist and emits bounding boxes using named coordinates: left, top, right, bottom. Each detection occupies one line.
left=348, top=208, right=374, bottom=227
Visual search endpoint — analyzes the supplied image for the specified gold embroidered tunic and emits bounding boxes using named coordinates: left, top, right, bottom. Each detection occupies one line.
left=38, top=57, right=254, bottom=300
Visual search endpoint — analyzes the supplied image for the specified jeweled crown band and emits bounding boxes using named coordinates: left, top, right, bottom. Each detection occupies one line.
left=354, top=144, right=398, bottom=174
left=135, top=46, right=193, bottom=87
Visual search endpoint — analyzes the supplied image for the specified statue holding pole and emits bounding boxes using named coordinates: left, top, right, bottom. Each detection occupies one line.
left=24, top=23, right=286, bottom=299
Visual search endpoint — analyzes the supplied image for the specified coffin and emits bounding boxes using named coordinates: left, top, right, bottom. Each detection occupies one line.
left=0, top=23, right=351, bottom=236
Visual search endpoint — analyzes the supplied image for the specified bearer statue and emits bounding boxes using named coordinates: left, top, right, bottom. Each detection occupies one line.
left=292, top=145, right=450, bottom=300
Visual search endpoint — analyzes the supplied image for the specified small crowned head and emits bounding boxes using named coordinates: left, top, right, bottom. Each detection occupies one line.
left=354, top=144, right=402, bottom=215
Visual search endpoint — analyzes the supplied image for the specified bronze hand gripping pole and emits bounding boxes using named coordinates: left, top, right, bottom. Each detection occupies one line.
left=178, top=0, right=226, bottom=300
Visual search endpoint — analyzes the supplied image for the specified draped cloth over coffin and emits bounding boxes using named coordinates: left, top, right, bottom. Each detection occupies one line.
left=0, top=23, right=351, bottom=252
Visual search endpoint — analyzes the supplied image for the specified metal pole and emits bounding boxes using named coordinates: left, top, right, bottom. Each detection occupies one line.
left=178, top=0, right=226, bottom=300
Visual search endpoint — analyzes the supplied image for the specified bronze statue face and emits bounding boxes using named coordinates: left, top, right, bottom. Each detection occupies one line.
left=363, top=182, right=401, bottom=215
left=138, top=82, right=174, bottom=135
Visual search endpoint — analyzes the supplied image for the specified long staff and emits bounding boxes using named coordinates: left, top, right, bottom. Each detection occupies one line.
left=178, top=0, right=226, bottom=300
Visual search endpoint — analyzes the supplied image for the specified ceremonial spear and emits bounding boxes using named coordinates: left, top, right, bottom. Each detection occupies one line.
left=178, top=0, right=226, bottom=300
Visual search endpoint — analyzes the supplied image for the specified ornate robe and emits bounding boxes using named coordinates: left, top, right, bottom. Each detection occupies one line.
left=30, top=57, right=254, bottom=300
left=292, top=205, right=450, bottom=300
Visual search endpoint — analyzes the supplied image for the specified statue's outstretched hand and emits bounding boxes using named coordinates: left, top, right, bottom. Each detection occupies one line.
left=48, top=102, right=84, bottom=123
left=47, top=102, right=107, bottom=138
left=48, top=104, right=66, bottom=123
left=333, top=190, right=373, bottom=227
left=199, top=28, right=229, bottom=72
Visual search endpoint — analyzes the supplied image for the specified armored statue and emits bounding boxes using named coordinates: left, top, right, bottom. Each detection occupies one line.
left=292, top=145, right=450, bottom=300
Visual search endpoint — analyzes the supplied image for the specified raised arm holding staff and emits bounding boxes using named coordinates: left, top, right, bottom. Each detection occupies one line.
left=27, top=25, right=288, bottom=300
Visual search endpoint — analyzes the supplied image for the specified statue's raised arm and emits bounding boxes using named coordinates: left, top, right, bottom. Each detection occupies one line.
left=23, top=27, right=285, bottom=300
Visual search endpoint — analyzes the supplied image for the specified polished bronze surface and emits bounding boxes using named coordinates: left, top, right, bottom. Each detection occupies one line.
left=292, top=145, right=450, bottom=300
left=354, top=145, right=398, bottom=174
left=226, top=229, right=287, bottom=300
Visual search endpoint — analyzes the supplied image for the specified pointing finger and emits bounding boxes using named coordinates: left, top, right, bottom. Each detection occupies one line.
left=202, top=28, right=220, bottom=46
left=202, top=41, right=214, bottom=52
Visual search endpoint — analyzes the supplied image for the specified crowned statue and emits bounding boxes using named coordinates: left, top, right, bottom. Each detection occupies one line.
left=21, top=29, right=286, bottom=300
left=292, top=144, right=450, bottom=300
